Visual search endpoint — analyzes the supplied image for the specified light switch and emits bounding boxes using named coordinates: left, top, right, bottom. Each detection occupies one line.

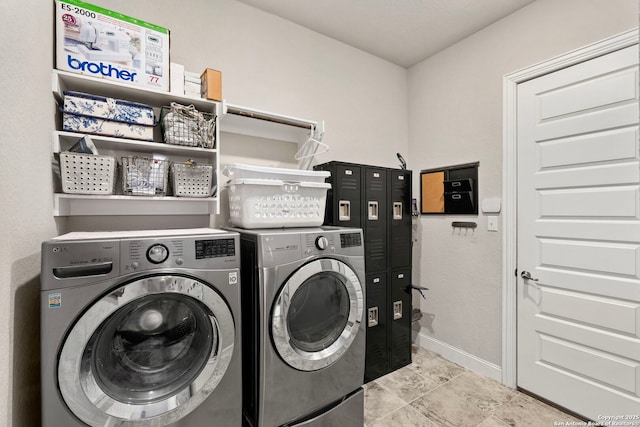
left=488, top=216, right=498, bottom=232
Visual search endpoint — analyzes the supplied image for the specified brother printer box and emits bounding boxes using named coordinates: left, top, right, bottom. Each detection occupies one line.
left=56, top=0, right=170, bottom=91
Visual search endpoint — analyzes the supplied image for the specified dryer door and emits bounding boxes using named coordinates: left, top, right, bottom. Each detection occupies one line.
left=271, top=258, right=364, bottom=371
left=58, top=275, right=235, bottom=426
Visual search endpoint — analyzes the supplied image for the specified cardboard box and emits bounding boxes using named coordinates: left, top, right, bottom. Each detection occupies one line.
left=201, top=68, right=222, bottom=101
left=56, top=0, right=170, bottom=91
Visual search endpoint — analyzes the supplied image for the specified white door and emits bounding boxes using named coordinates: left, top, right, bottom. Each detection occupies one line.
left=517, top=44, right=640, bottom=420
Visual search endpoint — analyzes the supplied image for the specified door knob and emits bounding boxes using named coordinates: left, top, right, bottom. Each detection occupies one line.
left=520, top=270, right=539, bottom=282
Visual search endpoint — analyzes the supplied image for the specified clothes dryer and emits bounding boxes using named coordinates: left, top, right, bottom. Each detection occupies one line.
left=230, top=226, right=366, bottom=427
left=40, top=228, right=242, bottom=427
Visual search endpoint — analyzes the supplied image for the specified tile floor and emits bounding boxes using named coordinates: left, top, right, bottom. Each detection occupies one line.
left=364, top=345, right=583, bottom=427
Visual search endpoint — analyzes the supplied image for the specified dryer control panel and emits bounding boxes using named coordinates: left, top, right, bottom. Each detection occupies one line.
left=256, top=228, right=364, bottom=268
left=339, top=232, right=362, bottom=248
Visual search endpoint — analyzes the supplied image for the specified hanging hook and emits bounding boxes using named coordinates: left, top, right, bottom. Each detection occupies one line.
left=295, top=125, right=329, bottom=170
left=409, top=284, right=429, bottom=299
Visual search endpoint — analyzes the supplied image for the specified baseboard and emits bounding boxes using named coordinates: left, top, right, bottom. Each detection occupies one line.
left=415, top=332, right=503, bottom=383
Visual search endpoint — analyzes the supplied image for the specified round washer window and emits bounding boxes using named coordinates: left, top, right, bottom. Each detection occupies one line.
left=287, top=272, right=349, bottom=353
left=271, top=258, right=364, bottom=371
left=84, top=294, right=215, bottom=404
left=58, top=275, right=236, bottom=425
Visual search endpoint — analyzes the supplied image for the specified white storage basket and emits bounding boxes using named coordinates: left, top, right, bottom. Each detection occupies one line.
left=171, top=163, right=214, bottom=197
left=222, top=163, right=330, bottom=183
left=60, top=152, right=116, bottom=195
left=227, top=178, right=330, bottom=228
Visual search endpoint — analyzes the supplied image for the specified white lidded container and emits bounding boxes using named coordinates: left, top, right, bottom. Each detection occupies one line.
left=222, top=163, right=330, bottom=183
left=227, top=178, right=330, bottom=228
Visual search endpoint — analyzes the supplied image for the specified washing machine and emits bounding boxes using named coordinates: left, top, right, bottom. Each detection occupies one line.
left=40, top=228, right=242, bottom=427
left=229, top=226, right=366, bottom=427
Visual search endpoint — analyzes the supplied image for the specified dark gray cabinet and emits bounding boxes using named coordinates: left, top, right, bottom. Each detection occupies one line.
left=363, top=166, right=388, bottom=271
left=315, top=161, right=412, bottom=382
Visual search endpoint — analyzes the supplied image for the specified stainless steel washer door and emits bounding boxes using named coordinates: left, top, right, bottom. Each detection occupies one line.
left=272, top=258, right=364, bottom=371
left=58, top=275, right=235, bottom=426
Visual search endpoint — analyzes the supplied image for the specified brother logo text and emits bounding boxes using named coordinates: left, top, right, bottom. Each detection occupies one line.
left=67, top=55, right=137, bottom=82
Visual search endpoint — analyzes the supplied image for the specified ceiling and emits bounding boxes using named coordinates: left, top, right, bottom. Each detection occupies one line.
left=236, top=0, right=537, bottom=68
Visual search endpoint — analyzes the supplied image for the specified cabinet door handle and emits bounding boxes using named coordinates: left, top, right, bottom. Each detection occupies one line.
left=368, top=201, right=379, bottom=220
left=393, top=301, right=403, bottom=320
left=368, top=307, right=379, bottom=327
left=393, top=202, right=402, bottom=220
left=339, top=200, right=351, bottom=221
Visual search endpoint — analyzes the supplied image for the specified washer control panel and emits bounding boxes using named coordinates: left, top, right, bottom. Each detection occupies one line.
left=147, top=244, right=169, bottom=264
left=195, top=238, right=236, bottom=259
left=121, top=234, right=239, bottom=272
left=315, top=236, right=329, bottom=250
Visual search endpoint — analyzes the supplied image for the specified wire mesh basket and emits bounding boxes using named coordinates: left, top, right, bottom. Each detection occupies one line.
left=171, top=162, right=214, bottom=197
left=60, top=152, right=116, bottom=194
left=122, top=156, right=169, bottom=196
left=160, top=102, right=216, bottom=148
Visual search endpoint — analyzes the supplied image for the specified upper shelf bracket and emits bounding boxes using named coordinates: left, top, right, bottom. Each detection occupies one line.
left=220, top=100, right=324, bottom=144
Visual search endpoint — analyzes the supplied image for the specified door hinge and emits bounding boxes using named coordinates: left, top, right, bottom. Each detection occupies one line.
left=514, top=268, right=518, bottom=277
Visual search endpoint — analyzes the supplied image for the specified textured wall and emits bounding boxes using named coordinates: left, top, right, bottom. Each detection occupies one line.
left=2, top=0, right=637, bottom=424
left=0, top=1, right=58, bottom=425
left=408, top=0, right=638, bottom=366
left=0, top=0, right=407, bottom=424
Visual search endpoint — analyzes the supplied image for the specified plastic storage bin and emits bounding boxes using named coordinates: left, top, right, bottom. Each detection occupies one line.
left=171, top=162, right=214, bottom=197
left=59, top=152, right=116, bottom=195
left=222, top=163, right=330, bottom=183
left=227, top=178, right=330, bottom=228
